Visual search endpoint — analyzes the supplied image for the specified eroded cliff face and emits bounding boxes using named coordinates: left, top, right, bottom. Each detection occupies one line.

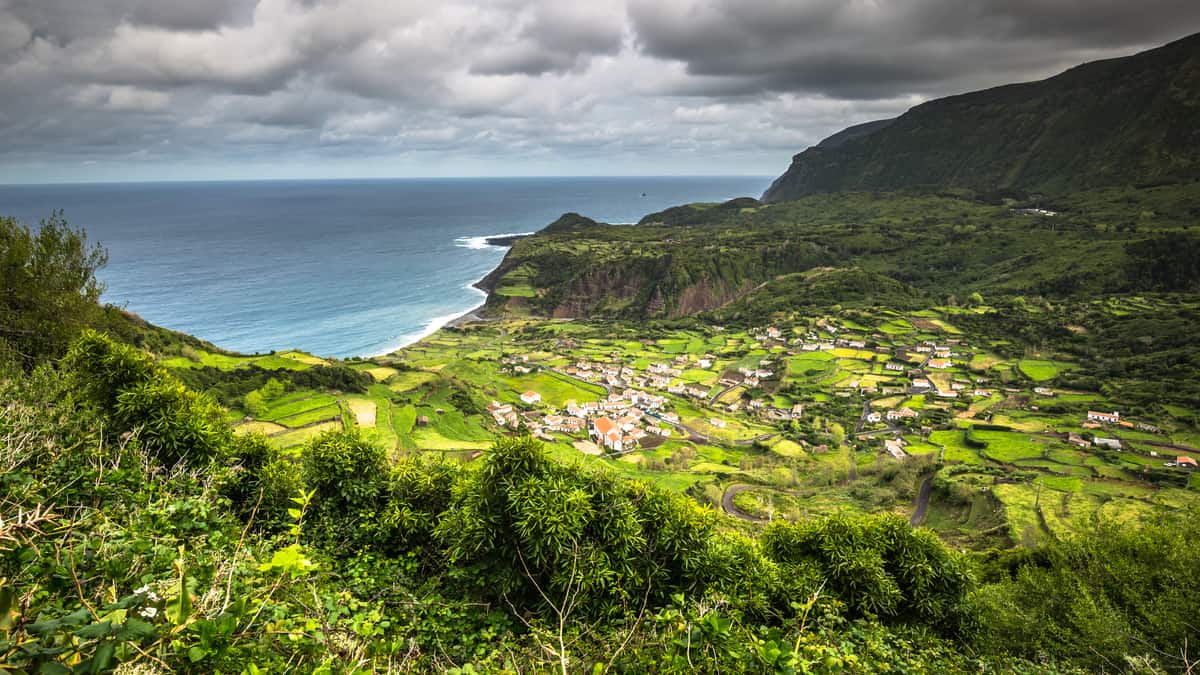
left=671, top=279, right=752, bottom=317
left=480, top=238, right=818, bottom=320
left=543, top=273, right=756, bottom=319
left=549, top=267, right=649, bottom=318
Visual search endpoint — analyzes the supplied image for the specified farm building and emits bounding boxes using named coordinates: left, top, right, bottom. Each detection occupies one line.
left=1087, top=410, right=1120, bottom=424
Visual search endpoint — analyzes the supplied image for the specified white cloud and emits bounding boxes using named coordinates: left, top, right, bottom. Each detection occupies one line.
left=0, top=0, right=1196, bottom=182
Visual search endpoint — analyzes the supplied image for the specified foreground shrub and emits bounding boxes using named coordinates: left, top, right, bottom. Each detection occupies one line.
left=65, top=330, right=232, bottom=467
left=220, top=432, right=303, bottom=532
left=762, top=513, right=976, bottom=636
left=302, top=428, right=390, bottom=547
left=436, top=435, right=722, bottom=617
left=974, top=511, right=1200, bottom=671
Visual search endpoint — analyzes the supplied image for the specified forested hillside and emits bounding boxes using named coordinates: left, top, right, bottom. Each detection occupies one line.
left=762, top=32, right=1200, bottom=202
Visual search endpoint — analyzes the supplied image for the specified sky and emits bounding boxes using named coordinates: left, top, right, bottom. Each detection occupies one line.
left=1, top=0, right=1198, bottom=184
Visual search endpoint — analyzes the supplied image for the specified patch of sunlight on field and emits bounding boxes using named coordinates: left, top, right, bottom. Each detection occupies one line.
left=269, top=421, right=343, bottom=449
left=1018, top=359, right=1072, bottom=381
left=366, top=367, right=399, bottom=381
left=234, top=420, right=287, bottom=436
left=574, top=440, right=603, bottom=456
left=280, top=351, right=328, bottom=366
left=769, top=439, right=807, bottom=458
left=348, top=399, right=377, bottom=428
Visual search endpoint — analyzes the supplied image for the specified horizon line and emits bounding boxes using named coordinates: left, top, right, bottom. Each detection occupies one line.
left=0, top=173, right=775, bottom=188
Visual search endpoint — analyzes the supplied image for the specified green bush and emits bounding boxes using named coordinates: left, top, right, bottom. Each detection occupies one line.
left=436, top=435, right=720, bottom=617
left=65, top=330, right=232, bottom=467
left=375, top=454, right=459, bottom=557
left=64, top=329, right=157, bottom=411
left=975, top=511, right=1200, bottom=671
left=762, top=513, right=976, bottom=636
left=302, top=428, right=390, bottom=549
left=243, top=390, right=268, bottom=417
left=114, top=379, right=231, bottom=467
left=220, top=432, right=302, bottom=532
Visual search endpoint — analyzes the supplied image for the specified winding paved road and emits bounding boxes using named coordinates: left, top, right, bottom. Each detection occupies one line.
left=910, top=474, right=935, bottom=527
left=721, top=484, right=768, bottom=522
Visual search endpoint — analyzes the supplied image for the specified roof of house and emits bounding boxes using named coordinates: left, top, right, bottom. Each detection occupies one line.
left=1178, top=456, right=1198, bottom=466
left=593, top=416, right=617, bottom=436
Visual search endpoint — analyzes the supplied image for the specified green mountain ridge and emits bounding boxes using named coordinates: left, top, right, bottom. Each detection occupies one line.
left=479, top=185, right=1200, bottom=321
left=762, top=31, right=1200, bottom=202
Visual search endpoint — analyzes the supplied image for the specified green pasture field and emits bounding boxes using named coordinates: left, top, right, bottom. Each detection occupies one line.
left=261, top=393, right=340, bottom=422
left=1018, top=359, right=1073, bottom=381
left=498, top=371, right=605, bottom=407
left=973, top=430, right=1048, bottom=462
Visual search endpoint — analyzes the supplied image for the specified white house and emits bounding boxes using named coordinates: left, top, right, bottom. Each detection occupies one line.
left=884, top=438, right=907, bottom=459
left=1087, top=411, right=1120, bottom=425
left=520, top=391, right=542, bottom=406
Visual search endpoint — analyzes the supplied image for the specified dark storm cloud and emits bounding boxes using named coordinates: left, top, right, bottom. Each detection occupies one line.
left=469, top=4, right=625, bottom=76
left=629, top=0, right=1200, bottom=98
left=5, top=0, right=254, bottom=40
left=0, top=0, right=1196, bottom=181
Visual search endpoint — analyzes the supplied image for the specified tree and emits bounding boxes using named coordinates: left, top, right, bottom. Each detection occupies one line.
left=260, top=377, right=286, bottom=400
left=0, top=212, right=108, bottom=366
left=243, top=390, right=268, bottom=417
left=830, top=422, right=846, bottom=447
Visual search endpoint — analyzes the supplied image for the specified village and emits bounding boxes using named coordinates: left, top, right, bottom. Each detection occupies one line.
left=482, top=319, right=1196, bottom=473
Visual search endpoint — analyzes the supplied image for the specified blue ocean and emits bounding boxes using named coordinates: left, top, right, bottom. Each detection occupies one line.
left=0, top=177, right=770, bottom=357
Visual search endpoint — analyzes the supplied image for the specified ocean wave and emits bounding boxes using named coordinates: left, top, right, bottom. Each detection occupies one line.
left=365, top=307, right=477, bottom=357
left=453, top=231, right=536, bottom=250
